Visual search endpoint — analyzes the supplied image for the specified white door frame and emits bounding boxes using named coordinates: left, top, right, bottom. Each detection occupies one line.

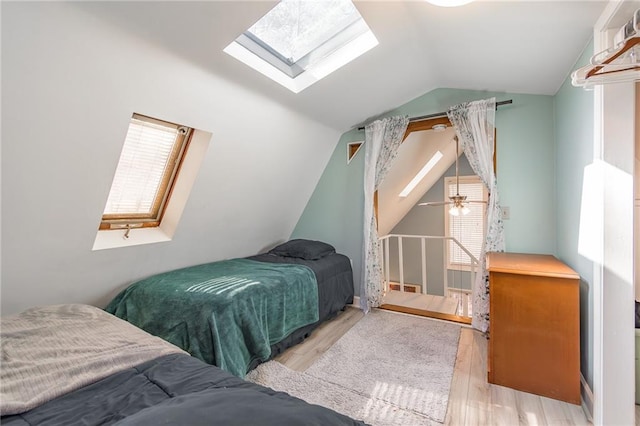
left=592, top=2, right=638, bottom=424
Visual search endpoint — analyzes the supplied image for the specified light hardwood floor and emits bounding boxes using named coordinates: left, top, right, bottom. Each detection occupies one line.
left=383, top=289, right=459, bottom=315
left=275, top=306, right=593, bottom=425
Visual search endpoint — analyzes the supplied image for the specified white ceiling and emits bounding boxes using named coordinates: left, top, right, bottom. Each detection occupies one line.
left=74, top=0, right=607, bottom=132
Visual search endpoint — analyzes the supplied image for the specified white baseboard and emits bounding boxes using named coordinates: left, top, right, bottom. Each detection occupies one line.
left=352, top=296, right=360, bottom=308
left=580, top=373, right=594, bottom=422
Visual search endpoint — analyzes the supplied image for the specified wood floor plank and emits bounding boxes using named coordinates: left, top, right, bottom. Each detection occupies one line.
left=566, top=403, right=590, bottom=426
left=540, top=396, right=580, bottom=425
left=490, top=385, right=520, bottom=425
left=427, top=294, right=458, bottom=315
left=459, top=326, right=474, bottom=346
left=445, top=328, right=473, bottom=426
left=274, top=307, right=363, bottom=371
left=464, top=331, right=492, bottom=425
left=274, top=348, right=313, bottom=372
left=288, top=307, right=363, bottom=356
left=384, top=290, right=460, bottom=316
left=515, top=391, right=549, bottom=425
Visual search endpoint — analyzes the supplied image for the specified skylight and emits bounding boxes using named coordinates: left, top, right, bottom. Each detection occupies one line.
left=93, top=114, right=212, bottom=251
left=399, top=151, right=444, bottom=197
left=101, top=114, right=190, bottom=228
left=224, top=0, right=378, bottom=93
left=246, top=1, right=361, bottom=67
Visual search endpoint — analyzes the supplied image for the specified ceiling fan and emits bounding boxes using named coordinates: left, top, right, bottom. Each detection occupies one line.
left=418, top=136, right=486, bottom=216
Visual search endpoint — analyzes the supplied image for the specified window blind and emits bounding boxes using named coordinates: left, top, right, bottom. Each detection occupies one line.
left=446, top=177, right=486, bottom=267
left=102, top=114, right=188, bottom=224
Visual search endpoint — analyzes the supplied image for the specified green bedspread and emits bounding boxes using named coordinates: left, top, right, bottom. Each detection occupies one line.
left=105, top=258, right=319, bottom=378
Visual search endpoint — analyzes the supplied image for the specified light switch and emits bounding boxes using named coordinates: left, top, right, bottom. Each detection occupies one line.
left=501, top=206, right=510, bottom=220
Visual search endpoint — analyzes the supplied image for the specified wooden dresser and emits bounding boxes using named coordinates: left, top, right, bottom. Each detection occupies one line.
left=487, top=252, right=580, bottom=405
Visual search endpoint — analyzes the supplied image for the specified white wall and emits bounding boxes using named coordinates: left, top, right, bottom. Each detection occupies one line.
left=590, top=3, right=638, bottom=424
left=1, top=2, right=341, bottom=315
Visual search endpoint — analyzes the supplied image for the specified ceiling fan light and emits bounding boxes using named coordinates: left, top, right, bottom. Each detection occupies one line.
left=449, top=204, right=471, bottom=216
left=424, top=0, right=474, bottom=7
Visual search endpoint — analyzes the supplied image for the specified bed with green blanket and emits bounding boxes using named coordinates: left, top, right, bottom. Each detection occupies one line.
left=105, top=240, right=354, bottom=378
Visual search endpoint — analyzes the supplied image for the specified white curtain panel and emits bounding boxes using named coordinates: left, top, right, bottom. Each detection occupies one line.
left=360, top=116, right=409, bottom=313
left=447, top=97, right=505, bottom=332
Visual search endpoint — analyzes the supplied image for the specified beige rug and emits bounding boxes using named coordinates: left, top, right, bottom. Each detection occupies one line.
left=247, top=309, right=461, bottom=426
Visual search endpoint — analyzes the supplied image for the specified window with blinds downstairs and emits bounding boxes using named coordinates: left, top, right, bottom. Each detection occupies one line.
left=444, top=175, right=487, bottom=270
left=100, top=113, right=192, bottom=231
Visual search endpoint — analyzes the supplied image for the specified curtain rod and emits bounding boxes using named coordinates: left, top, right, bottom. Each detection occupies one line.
left=356, top=99, right=513, bottom=131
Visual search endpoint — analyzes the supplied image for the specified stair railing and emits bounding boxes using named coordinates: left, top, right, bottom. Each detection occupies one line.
left=378, top=234, right=479, bottom=317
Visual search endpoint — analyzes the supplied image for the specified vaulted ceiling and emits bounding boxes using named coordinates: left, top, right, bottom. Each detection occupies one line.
left=75, top=0, right=607, bottom=132
left=1, top=0, right=608, bottom=315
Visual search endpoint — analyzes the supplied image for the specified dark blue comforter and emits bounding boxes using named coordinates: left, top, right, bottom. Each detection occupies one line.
left=2, top=353, right=365, bottom=426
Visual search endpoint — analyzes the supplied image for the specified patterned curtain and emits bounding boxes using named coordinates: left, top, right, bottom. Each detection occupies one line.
left=447, top=98, right=505, bottom=332
left=360, top=116, right=409, bottom=313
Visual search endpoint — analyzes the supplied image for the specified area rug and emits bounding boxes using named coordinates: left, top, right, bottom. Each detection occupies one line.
left=246, top=309, right=461, bottom=426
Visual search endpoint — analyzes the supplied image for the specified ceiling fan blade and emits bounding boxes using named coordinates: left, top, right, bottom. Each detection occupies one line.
left=419, top=200, right=485, bottom=207
left=418, top=201, right=452, bottom=206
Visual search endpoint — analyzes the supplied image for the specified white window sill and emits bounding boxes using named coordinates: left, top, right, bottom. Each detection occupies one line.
left=92, top=227, right=171, bottom=250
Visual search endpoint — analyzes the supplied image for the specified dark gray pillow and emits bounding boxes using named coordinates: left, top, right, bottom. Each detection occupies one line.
left=269, top=239, right=336, bottom=260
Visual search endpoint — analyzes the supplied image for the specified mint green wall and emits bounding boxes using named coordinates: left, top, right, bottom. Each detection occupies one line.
left=293, top=88, right=558, bottom=294
left=554, top=39, right=595, bottom=389
left=290, top=130, right=367, bottom=288
left=295, top=42, right=596, bottom=394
